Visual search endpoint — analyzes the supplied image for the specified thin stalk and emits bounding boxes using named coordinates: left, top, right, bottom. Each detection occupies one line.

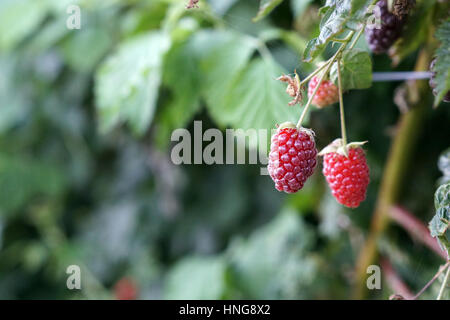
left=412, top=261, right=450, bottom=300
left=437, top=264, right=450, bottom=300
left=299, top=62, right=331, bottom=86
left=337, top=59, right=347, bottom=146
left=296, top=63, right=331, bottom=128
left=349, top=23, right=366, bottom=50
left=296, top=31, right=354, bottom=128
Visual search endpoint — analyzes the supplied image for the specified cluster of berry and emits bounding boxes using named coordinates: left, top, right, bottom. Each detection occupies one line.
left=268, top=122, right=370, bottom=208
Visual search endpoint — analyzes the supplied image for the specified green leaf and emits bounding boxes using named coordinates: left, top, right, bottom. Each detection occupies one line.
left=156, top=30, right=256, bottom=147
left=253, top=0, right=284, bottom=22
left=303, top=0, right=373, bottom=61
left=0, top=0, right=50, bottom=51
left=196, top=30, right=257, bottom=123
left=95, top=32, right=171, bottom=135
left=429, top=183, right=450, bottom=254
left=432, top=17, right=450, bottom=107
left=164, top=256, right=227, bottom=299
left=156, top=39, right=202, bottom=147
left=216, top=58, right=300, bottom=149
left=389, top=0, right=435, bottom=66
left=330, top=48, right=372, bottom=90
left=60, top=27, right=113, bottom=72
left=228, top=209, right=317, bottom=299
left=434, top=183, right=450, bottom=211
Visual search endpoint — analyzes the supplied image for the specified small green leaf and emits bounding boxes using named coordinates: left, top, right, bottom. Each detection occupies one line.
left=432, top=17, right=450, bottom=107
left=302, top=0, right=373, bottom=61
left=429, top=183, right=450, bottom=254
left=95, top=32, right=171, bottom=135
left=253, top=0, right=284, bottom=22
left=330, top=48, right=372, bottom=90
left=434, top=183, right=450, bottom=211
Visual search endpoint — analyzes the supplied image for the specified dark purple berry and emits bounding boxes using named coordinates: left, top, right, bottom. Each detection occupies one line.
left=365, top=0, right=405, bottom=54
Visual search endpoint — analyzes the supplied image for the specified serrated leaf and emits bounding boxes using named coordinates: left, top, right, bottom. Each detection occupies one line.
left=253, top=0, right=284, bottom=22
left=196, top=30, right=257, bottom=123
left=156, top=38, right=202, bottom=147
left=158, top=30, right=256, bottom=147
left=330, top=48, right=372, bottom=90
left=95, top=32, right=171, bottom=135
left=432, top=17, right=450, bottom=107
left=434, top=183, right=450, bottom=211
left=216, top=58, right=300, bottom=149
left=429, top=183, right=450, bottom=254
left=164, top=256, right=227, bottom=299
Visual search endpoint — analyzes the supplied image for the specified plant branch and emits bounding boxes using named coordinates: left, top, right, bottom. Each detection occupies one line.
left=353, top=47, right=433, bottom=299
left=437, top=263, right=450, bottom=300
left=337, top=59, right=347, bottom=146
left=349, top=23, right=366, bottom=50
left=412, top=261, right=450, bottom=300
left=299, top=62, right=330, bottom=86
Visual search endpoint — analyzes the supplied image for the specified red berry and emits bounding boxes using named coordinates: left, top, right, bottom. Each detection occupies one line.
left=308, top=75, right=339, bottom=108
left=268, top=124, right=317, bottom=193
left=114, top=277, right=138, bottom=300
left=323, top=147, right=370, bottom=208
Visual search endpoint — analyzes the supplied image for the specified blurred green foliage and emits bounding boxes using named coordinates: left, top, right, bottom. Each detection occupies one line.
left=0, top=0, right=449, bottom=300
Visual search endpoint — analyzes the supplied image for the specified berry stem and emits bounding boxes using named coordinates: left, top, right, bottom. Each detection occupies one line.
left=336, top=59, right=348, bottom=147
left=349, top=23, right=366, bottom=50
left=296, top=62, right=330, bottom=128
left=299, top=62, right=330, bottom=86
left=411, top=261, right=449, bottom=300
left=296, top=31, right=354, bottom=128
